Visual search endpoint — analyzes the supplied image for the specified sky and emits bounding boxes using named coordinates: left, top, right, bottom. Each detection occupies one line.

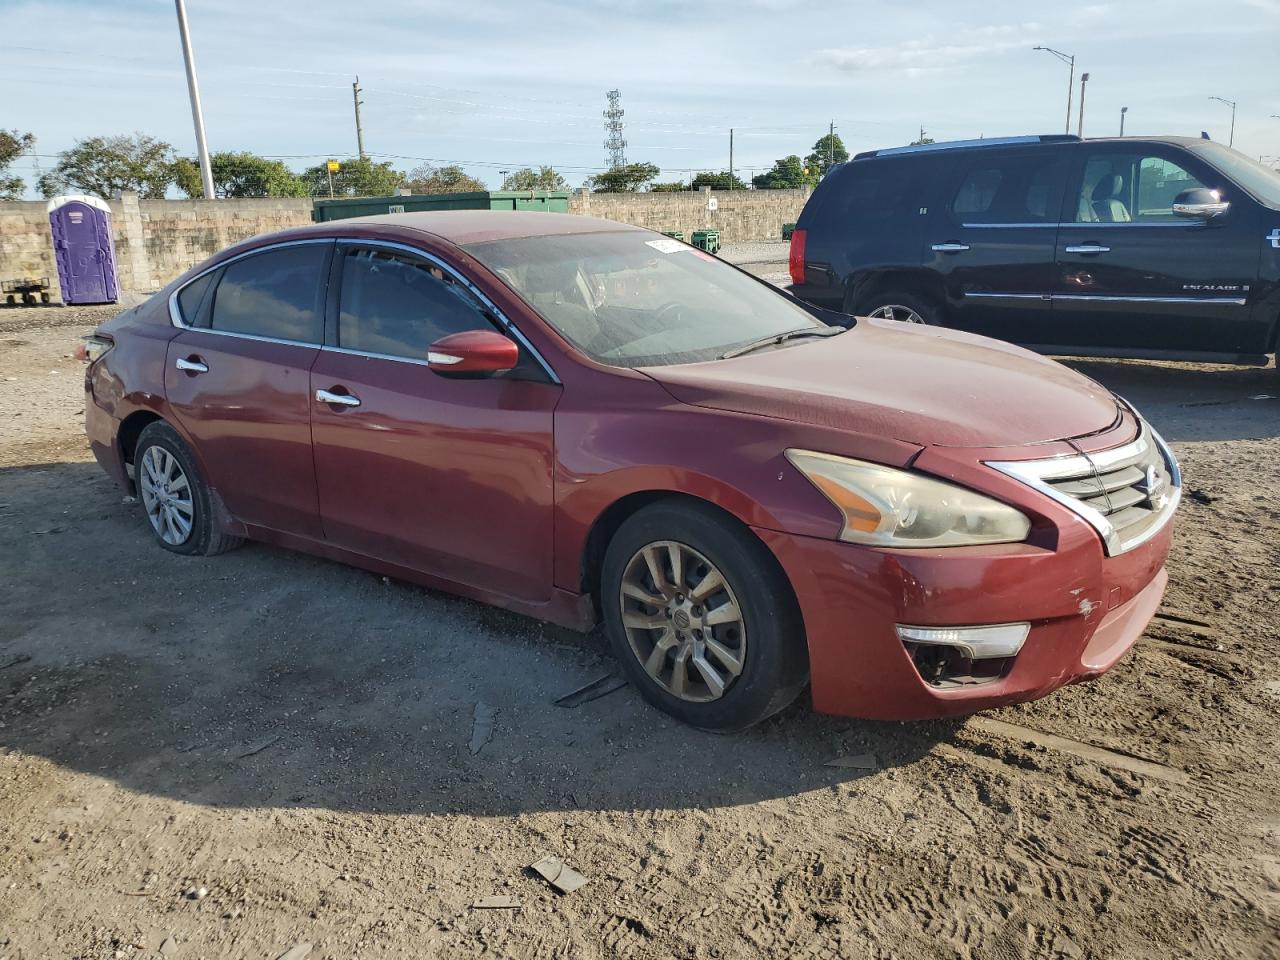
left=3, top=0, right=1279, bottom=197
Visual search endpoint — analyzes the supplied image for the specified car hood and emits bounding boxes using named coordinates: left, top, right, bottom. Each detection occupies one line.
left=639, top=318, right=1121, bottom=448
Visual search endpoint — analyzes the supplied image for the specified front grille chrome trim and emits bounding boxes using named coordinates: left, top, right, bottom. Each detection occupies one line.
left=985, top=420, right=1181, bottom=556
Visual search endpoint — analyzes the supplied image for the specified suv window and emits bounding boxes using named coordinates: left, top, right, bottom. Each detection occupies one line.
left=337, top=247, right=491, bottom=358
left=841, top=160, right=921, bottom=224
left=951, top=154, right=1065, bottom=223
left=1074, top=152, right=1208, bottom=223
left=209, top=244, right=327, bottom=342
left=176, top=271, right=217, bottom=327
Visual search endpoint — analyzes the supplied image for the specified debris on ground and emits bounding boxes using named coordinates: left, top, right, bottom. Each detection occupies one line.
left=824, top=753, right=878, bottom=770
left=274, top=945, right=312, bottom=960
left=529, top=854, right=589, bottom=894
left=469, top=701, right=497, bottom=755
left=472, top=895, right=522, bottom=909
left=235, top=735, right=280, bottom=759
left=554, top=672, right=628, bottom=708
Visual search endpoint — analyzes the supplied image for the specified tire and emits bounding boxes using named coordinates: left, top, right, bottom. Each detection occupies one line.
left=601, top=499, right=808, bottom=732
left=854, top=288, right=942, bottom=326
left=134, top=421, right=242, bottom=557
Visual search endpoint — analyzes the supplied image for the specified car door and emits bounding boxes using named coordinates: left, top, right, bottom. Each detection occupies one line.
left=309, top=241, right=561, bottom=603
left=1050, top=143, right=1264, bottom=353
left=164, top=240, right=332, bottom=538
left=925, top=147, right=1067, bottom=343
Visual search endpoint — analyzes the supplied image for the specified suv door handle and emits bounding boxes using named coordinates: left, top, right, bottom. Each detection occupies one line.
left=1064, top=244, right=1111, bottom=254
left=175, top=356, right=208, bottom=374
left=931, top=242, right=970, bottom=253
left=315, top=387, right=361, bottom=408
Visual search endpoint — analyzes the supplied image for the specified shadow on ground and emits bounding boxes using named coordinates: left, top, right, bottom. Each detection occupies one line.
left=0, top=461, right=955, bottom=817
left=1060, top=357, right=1279, bottom=442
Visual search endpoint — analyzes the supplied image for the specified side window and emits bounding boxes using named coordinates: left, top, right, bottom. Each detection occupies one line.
left=209, top=245, right=327, bottom=342
left=175, top=270, right=217, bottom=327
left=1073, top=152, right=1208, bottom=223
left=842, top=161, right=920, bottom=224
left=952, top=154, right=1066, bottom=223
left=337, top=247, right=491, bottom=358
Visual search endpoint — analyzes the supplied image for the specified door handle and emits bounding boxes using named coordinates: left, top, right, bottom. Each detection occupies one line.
left=315, top=388, right=361, bottom=408
left=175, top=356, right=208, bottom=374
left=931, top=242, right=970, bottom=253
left=1064, top=244, right=1111, bottom=254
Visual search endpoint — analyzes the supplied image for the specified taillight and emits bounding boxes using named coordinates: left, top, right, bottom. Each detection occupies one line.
left=77, top=333, right=114, bottom=364
left=788, top=228, right=807, bottom=286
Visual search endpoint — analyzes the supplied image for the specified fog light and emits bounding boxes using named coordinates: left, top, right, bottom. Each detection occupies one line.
left=895, top=623, right=1029, bottom=660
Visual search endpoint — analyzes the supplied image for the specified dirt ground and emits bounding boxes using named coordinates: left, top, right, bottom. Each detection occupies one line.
left=1, top=303, right=1278, bottom=960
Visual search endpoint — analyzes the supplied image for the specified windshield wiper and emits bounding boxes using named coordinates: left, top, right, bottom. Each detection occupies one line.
left=719, top=326, right=842, bottom=360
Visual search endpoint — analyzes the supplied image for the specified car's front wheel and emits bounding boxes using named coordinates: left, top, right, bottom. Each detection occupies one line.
left=601, top=500, right=808, bottom=731
left=134, top=421, right=242, bottom=557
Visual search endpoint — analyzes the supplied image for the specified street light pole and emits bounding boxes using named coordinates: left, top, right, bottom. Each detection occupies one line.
left=174, top=0, right=214, bottom=200
left=1033, top=46, right=1075, bottom=135
left=1209, top=97, right=1237, bottom=147
left=1077, top=72, right=1091, bottom=138
left=1119, top=106, right=1128, bottom=136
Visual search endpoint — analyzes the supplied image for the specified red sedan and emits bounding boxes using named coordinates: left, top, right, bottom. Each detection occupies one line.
left=82, top=212, right=1179, bottom=730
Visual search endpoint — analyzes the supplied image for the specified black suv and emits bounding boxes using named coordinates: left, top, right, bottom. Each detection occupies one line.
left=789, top=135, right=1280, bottom=366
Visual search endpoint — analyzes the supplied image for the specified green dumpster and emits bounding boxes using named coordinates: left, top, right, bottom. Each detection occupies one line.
left=660, top=231, right=685, bottom=241
left=690, top=229, right=721, bottom=255
left=312, top=190, right=571, bottom=223
left=781, top=222, right=796, bottom=240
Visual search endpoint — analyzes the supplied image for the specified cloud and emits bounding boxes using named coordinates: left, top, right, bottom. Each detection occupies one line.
left=819, top=23, right=1042, bottom=76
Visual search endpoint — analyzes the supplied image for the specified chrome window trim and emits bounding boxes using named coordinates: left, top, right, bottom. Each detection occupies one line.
left=960, top=220, right=1207, bottom=229
left=962, top=292, right=1050, bottom=300
left=985, top=420, right=1181, bottom=557
left=333, top=238, right=560, bottom=384
left=320, top=345, right=428, bottom=367
left=166, top=237, right=333, bottom=346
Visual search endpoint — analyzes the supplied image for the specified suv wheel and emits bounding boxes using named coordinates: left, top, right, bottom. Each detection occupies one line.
left=134, top=421, right=242, bottom=557
left=857, top=290, right=941, bottom=326
left=601, top=500, right=808, bottom=731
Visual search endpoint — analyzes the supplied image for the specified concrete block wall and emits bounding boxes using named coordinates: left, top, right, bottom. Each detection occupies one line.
left=1, top=189, right=805, bottom=301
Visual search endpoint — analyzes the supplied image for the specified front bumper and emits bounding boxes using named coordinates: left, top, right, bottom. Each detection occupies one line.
left=754, top=484, right=1174, bottom=721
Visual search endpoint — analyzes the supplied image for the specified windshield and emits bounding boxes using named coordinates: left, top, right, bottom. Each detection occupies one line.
left=463, top=231, right=829, bottom=366
left=1188, top=141, right=1280, bottom=208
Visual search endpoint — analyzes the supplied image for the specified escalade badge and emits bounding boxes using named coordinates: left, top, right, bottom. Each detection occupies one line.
left=1268, top=228, right=1280, bottom=249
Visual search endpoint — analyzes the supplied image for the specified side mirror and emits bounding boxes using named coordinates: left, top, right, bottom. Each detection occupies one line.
left=1172, top=187, right=1229, bottom=219
left=428, top=329, right=519, bottom=378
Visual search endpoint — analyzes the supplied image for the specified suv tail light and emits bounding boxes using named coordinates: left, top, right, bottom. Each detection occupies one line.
left=788, top=228, right=806, bottom=286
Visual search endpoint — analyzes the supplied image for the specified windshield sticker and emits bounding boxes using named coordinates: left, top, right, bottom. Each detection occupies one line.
left=644, top=237, right=687, bottom=254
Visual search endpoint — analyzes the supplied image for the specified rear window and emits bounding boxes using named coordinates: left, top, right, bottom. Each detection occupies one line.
left=209, top=244, right=328, bottom=343
left=951, top=152, right=1066, bottom=224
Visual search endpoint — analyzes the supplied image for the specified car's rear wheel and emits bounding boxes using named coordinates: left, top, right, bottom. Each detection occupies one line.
left=134, top=421, right=242, bottom=557
left=857, top=289, right=941, bottom=326
left=601, top=500, right=808, bottom=731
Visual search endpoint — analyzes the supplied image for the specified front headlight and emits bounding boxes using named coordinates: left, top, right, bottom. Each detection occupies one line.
left=786, top=449, right=1031, bottom=548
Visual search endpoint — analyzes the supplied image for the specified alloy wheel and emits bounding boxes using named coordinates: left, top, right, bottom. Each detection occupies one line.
left=618, top=540, right=747, bottom=703
left=867, top=304, right=925, bottom=324
left=138, top=446, right=194, bottom=546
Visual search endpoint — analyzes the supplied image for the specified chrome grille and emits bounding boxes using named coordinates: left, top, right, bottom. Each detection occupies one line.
left=986, top=421, right=1181, bottom=556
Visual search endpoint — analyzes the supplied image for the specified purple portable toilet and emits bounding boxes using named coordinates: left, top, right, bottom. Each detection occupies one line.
left=48, top=195, right=119, bottom=305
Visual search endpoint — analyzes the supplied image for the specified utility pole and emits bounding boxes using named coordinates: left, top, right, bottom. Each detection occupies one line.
left=1033, top=46, right=1075, bottom=135
left=352, top=76, right=366, bottom=159
left=729, top=128, right=734, bottom=188
left=1209, top=96, right=1237, bottom=147
left=173, top=0, right=214, bottom=200
left=1119, top=106, right=1128, bottom=136
left=1077, top=72, right=1091, bottom=138
left=829, top=120, right=835, bottom=171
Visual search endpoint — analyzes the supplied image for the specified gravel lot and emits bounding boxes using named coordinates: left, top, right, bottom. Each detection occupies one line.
left=1, top=301, right=1278, bottom=960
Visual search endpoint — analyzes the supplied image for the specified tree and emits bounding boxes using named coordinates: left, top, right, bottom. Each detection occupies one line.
left=752, top=155, right=815, bottom=190
left=173, top=151, right=307, bottom=199
left=909, top=128, right=935, bottom=146
left=690, top=170, right=747, bottom=191
left=39, top=133, right=176, bottom=199
left=590, top=162, right=660, bottom=193
left=649, top=181, right=686, bottom=193
left=804, top=132, right=849, bottom=177
left=302, top=157, right=405, bottom=197
left=402, top=163, right=485, bottom=194
left=0, top=129, right=34, bottom=200
left=503, top=166, right=568, bottom=191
